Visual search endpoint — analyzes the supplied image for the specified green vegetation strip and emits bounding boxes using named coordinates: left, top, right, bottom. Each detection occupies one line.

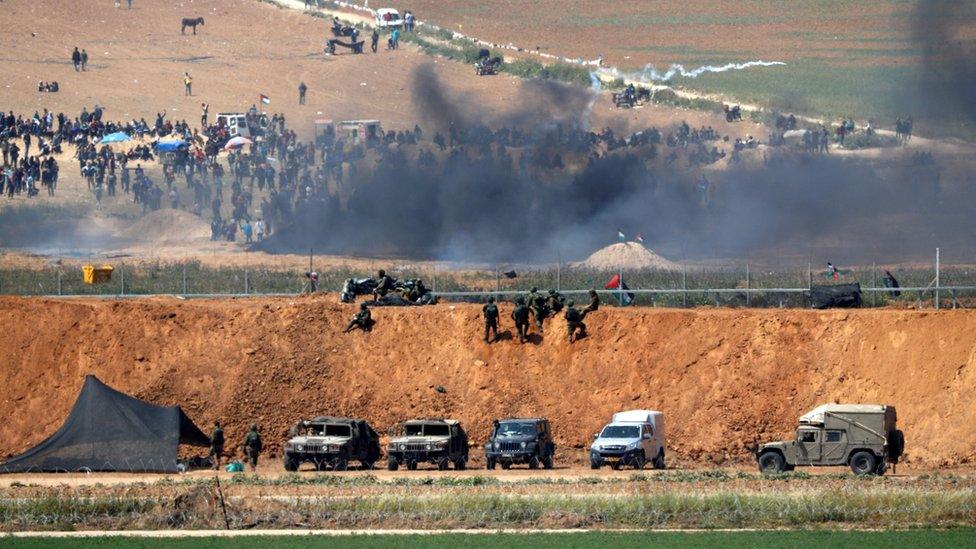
left=5, top=530, right=976, bottom=548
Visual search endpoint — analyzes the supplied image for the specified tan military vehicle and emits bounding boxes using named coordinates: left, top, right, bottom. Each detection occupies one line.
left=756, top=404, right=904, bottom=475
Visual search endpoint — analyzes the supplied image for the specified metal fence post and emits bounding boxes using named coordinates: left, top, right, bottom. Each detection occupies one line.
left=182, top=263, right=187, bottom=295
left=935, top=247, right=940, bottom=311
left=682, top=267, right=687, bottom=308
left=57, top=269, right=62, bottom=296
left=872, top=264, right=877, bottom=307
left=745, top=264, right=750, bottom=307
left=120, top=264, right=125, bottom=296
left=244, top=265, right=249, bottom=295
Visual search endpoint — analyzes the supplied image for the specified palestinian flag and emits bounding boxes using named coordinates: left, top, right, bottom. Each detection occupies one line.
left=260, top=94, right=271, bottom=105
left=604, top=273, right=635, bottom=306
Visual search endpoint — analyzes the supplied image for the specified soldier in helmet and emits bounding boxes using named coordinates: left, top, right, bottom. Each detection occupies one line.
left=482, top=296, right=500, bottom=343
left=526, top=287, right=547, bottom=334
left=243, top=424, right=262, bottom=471
left=582, top=289, right=600, bottom=317
left=344, top=302, right=373, bottom=333
left=546, top=289, right=565, bottom=314
left=511, top=297, right=530, bottom=343
left=372, top=269, right=394, bottom=301
left=209, top=421, right=225, bottom=470
left=564, top=300, right=586, bottom=343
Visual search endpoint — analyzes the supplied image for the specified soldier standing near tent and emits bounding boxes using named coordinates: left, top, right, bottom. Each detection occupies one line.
left=511, top=297, right=530, bottom=343
left=244, top=424, right=262, bottom=471
left=482, top=296, right=499, bottom=343
left=209, top=421, right=225, bottom=470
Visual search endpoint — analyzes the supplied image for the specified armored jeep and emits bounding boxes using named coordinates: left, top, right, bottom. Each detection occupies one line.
left=484, top=418, right=555, bottom=470
left=387, top=419, right=469, bottom=471
left=756, top=404, right=905, bottom=475
left=283, top=417, right=381, bottom=471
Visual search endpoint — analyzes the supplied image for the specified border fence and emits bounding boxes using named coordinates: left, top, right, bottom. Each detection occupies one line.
left=0, top=248, right=972, bottom=310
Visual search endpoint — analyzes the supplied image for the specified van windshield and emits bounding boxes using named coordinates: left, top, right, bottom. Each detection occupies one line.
left=601, top=425, right=639, bottom=439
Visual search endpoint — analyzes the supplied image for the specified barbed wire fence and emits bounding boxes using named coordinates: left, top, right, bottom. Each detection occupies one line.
left=0, top=247, right=972, bottom=310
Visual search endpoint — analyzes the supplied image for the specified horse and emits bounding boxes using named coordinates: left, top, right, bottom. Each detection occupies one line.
left=181, top=17, right=205, bottom=35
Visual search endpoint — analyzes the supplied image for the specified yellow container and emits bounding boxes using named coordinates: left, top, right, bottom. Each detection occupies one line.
left=82, top=264, right=114, bottom=284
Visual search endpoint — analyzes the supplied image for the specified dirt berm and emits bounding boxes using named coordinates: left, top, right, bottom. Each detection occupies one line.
left=1, top=296, right=975, bottom=467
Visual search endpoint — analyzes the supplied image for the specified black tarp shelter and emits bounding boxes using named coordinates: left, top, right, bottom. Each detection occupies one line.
left=1, top=375, right=209, bottom=473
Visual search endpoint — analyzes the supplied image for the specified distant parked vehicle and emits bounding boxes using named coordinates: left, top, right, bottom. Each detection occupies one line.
left=282, top=417, right=381, bottom=471
left=484, top=418, right=555, bottom=470
left=387, top=419, right=468, bottom=471
left=756, top=404, right=904, bottom=475
left=590, top=410, right=666, bottom=470
left=375, top=8, right=403, bottom=28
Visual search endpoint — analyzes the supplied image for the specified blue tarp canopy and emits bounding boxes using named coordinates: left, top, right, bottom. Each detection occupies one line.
left=156, top=140, right=188, bottom=152
left=99, top=132, right=131, bottom=144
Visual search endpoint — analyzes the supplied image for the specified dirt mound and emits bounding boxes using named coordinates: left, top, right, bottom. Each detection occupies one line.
left=122, top=210, right=211, bottom=245
left=1, top=296, right=975, bottom=468
left=577, top=242, right=680, bottom=271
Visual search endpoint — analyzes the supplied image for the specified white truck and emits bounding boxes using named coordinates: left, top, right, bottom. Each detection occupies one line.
left=589, top=410, right=666, bottom=470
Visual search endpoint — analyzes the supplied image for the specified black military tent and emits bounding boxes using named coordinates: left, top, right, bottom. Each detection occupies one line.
left=1, top=375, right=209, bottom=473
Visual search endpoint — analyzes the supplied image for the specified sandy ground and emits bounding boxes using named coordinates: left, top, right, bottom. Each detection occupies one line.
left=2, top=295, right=976, bottom=471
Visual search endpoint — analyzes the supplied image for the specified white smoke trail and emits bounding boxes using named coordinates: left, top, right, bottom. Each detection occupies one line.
left=580, top=71, right=602, bottom=129
left=606, top=60, right=786, bottom=83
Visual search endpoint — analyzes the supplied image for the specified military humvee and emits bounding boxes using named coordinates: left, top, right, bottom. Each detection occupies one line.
left=756, top=404, right=904, bottom=475
left=387, top=419, right=469, bottom=471
left=484, top=418, right=555, bottom=470
left=283, top=417, right=381, bottom=471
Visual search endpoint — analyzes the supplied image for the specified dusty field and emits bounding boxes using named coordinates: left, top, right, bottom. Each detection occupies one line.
left=2, top=296, right=976, bottom=469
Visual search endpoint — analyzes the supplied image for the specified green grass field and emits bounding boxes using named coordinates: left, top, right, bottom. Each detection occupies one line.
left=5, top=530, right=976, bottom=548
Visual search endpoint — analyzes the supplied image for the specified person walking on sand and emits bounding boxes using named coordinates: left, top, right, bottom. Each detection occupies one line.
left=81, top=49, right=89, bottom=71
left=183, top=72, right=192, bottom=96
left=298, top=82, right=307, bottom=105
left=71, top=47, right=81, bottom=71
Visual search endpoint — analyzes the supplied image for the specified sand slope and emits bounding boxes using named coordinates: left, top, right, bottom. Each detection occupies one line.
left=1, top=296, right=974, bottom=467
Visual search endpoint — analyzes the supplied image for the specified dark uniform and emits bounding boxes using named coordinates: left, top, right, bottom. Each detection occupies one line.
left=546, top=290, right=565, bottom=314
left=244, top=424, right=262, bottom=471
left=511, top=298, right=530, bottom=343
left=209, top=422, right=225, bottom=469
left=582, top=290, right=600, bottom=317
left=482, top=297, right=499, bottom=343
left=564, top=301, right=586, bottom=343
left=298, top=82, right=307, bottom=105
left=345, top=303, right=373, bottom=332
left=373, top=269, right=394, bottom=301
left=526, top=288, right=547, bottom=333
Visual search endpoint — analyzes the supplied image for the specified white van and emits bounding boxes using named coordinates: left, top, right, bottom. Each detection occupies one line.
left=375, top=8, right=403, bottom=28
left=216, top=112, right=249, bottom=138
left=589, top=410, right=666, bottom=470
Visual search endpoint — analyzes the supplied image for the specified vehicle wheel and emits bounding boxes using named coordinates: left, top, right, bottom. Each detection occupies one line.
left=849, top=451, right=878, bottom=475
left=437, top=458, right=449, bottom=471
left=486, top=458, right=496, bottom=470
left=314, top=460, right=327, bottom=472
left=283, top=455, right=298, bottom=472
left=632, top=452, right=646, bottom=471
left=611, top=462, right=621, bottom=471
left=362, top=461, right=374, bottom=471
left=454, top=457, right=466, bottom=470
left=334, top=459, right=348, bottom=472
left=653, top=450, right=666, bottom=470
left=387, top=459, right=399, bottom=471
left=543, top=454, right=554, bottom=470
left=758, top=452, right=785, bottom=474
left=407, top=460, right=418, bottom=471
left=528, top=456, right=540, bottom=470
left=500, top=462, right=510, bottom=470
left=590, top=460, right=600, bottom=470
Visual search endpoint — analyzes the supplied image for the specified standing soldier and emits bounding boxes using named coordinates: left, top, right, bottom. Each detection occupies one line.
left=209, top=421, right=225, bottom=470
left=546, top=289, right=565, bottom=314
left=582, top=289, right=600, bottom=316
left=526, top=287, right=547, bottom=334
left=511, top=297, right=530, bottom=343
left=482, top=296, right=499, bottom=343
left=344, top=302, right=373, bottom=333
left=298, top=82, right=307, bottom=105
left=564, top=301, right=586, bottom=343
left=243, top=424, right=262, bottom=471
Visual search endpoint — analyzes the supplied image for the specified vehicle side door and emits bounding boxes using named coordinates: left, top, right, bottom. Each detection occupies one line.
left=796, top=428, right=822, bottom=464
left=641, top=423, right=654, bottom=457
left=449, top=425, right=459, bottom=456
left=821, top=429, right=847, bottom=465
